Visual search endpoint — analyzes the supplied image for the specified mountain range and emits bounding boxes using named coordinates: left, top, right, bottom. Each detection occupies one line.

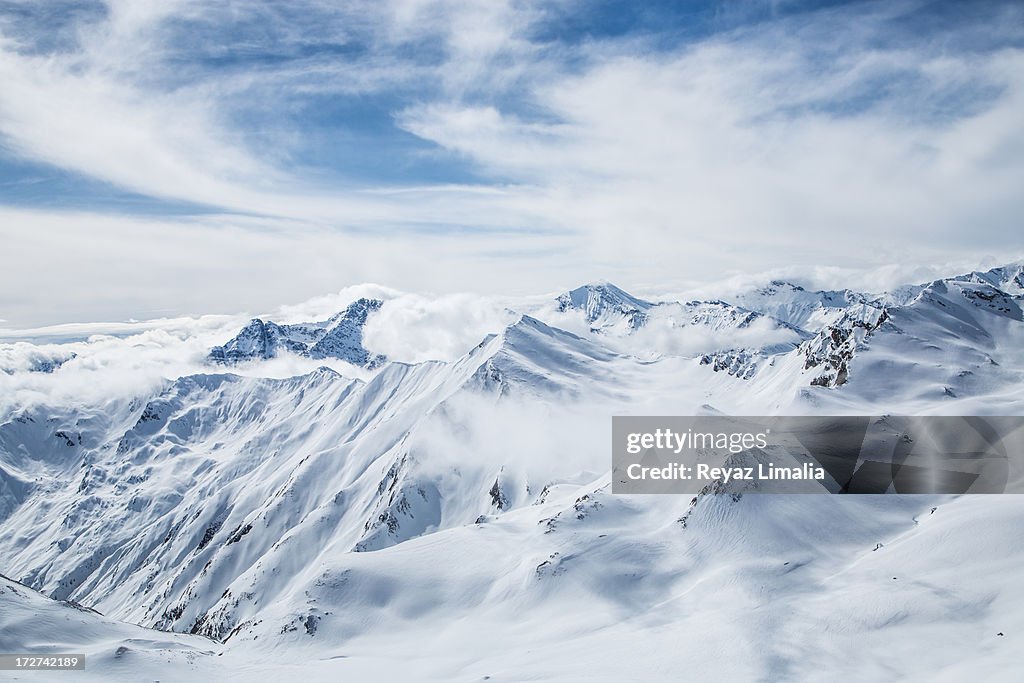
left=1, top=262, right=1023, bottom=680
left=208, top=298, right=386, bottom=368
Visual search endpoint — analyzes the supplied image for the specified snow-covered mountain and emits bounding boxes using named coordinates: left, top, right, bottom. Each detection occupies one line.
left=0, top=347, right=77, bottom=375
left=556, top=281, right=782, bottom=336
left=792, top=269, right=1024, bottom=394
left=2, top=262, right=1023, bottom=680
left=209, top=298, right=385, bottom=368
left=946, top=263, right=1024, bottom=299
left=552, top=282, right=805, bottom=381
left=725, top=280, right=873, bottom=331
left=556, top=282, right=653, bottom=332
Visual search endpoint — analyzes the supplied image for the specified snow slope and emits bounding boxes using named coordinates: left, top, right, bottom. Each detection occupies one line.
left=1, top=262, right=1023, bottom=681
left=3, top=495, right=1022, bottom=682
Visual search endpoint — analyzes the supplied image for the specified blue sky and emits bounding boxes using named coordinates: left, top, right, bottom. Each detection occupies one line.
left=1, top=0, right=1023, bottom=325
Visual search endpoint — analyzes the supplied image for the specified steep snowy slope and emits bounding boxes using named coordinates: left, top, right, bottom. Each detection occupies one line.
left=0, top=364, right=466, bottom=636
left=469, top=314, right=625, bottom=397
left=0, top=313, right=647, bottom=641
left=684, top=263, right=1024, bottom=407
left=556, top=282, right=653, bottom=332
left=1, top=263, right=1024, bottom=681
left=777, top=271, right=1024, bottom=410
left=4, top=494, right=1023, bottom=682
left=219, top=493, right=1024, bottom=682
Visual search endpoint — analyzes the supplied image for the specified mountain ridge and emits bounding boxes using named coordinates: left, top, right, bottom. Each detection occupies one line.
left=208, top=298, right=386, bottom=368
left=1, top=261, right=1023, bottom=677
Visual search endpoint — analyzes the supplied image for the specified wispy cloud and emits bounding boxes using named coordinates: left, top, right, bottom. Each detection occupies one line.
left=1, top=0, right=1022, bottom=325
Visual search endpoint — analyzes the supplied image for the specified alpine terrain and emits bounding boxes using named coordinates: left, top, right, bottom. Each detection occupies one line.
left=1, top=263, right=1023, bottom=681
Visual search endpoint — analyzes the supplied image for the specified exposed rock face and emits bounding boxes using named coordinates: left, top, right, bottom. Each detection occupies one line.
left=699, top=349, right=760, bottom=379
left=801, top=305, right=889, bottom=387
left=208, top=298, right=386, bottom=368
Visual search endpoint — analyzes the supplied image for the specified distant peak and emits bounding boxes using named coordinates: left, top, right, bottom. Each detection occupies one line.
left=951, top=262, right=1024, bottom=296
left=208, top=299, right=386, bottom=367
left=764, top=280, right=806, bottom=292
left=564, top=281, right=647, bottom=302
left=556, top=282, right=652, bottom=330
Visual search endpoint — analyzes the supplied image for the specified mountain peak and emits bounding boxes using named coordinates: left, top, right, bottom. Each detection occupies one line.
left=727, top=281, right=871, bottom=332
left=556, top=282, right=652, bottom=331
left=209, top=299, right=386, bottom=368
left=954, top=262, right=1024, bottom=296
